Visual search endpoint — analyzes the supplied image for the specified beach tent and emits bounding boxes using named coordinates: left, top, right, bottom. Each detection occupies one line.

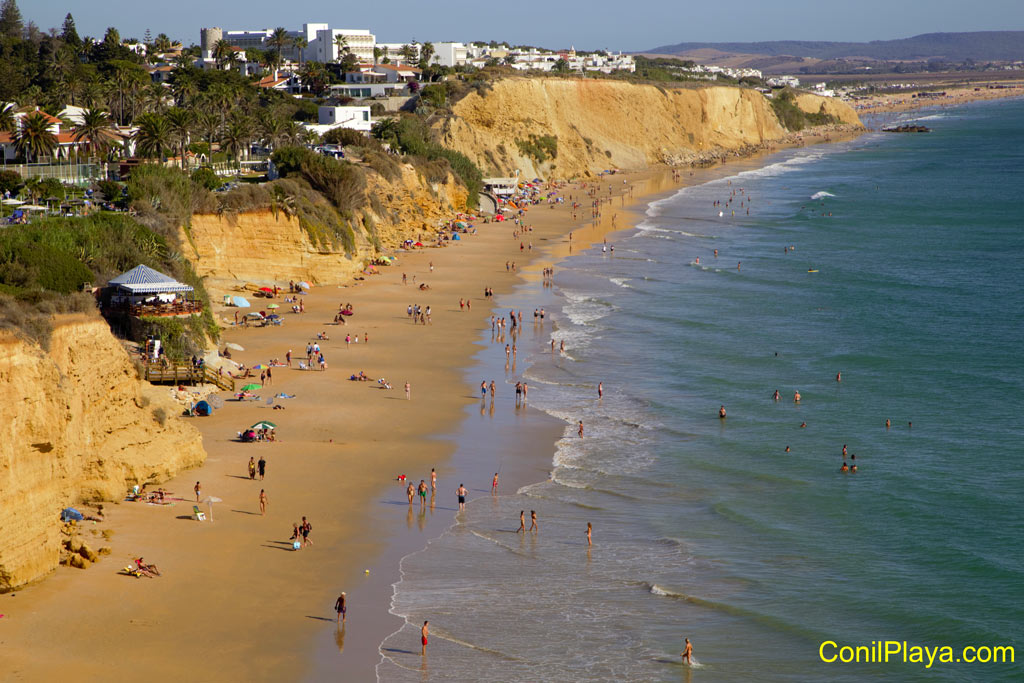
left=250, top=420, right=277, bottom=430
left=232, top=296, right=250, bottom=308
left=194, top=400, right=213, bottom=416
left=61, top=507, right=85, bottom=522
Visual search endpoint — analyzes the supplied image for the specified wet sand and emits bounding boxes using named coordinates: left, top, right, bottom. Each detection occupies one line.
left=0, top=135, right=860, bottom=681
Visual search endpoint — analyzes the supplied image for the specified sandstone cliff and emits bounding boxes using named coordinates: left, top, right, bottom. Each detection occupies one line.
left=436, top=78, right=862, bottom=178
left=0, top=317, right=206, bottom=591
left=184, top=165, right=467, bottom=289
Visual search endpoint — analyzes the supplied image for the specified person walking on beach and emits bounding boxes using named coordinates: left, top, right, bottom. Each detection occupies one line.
left=578, top=421, right=584, bottom=438
left=598, top=382, right=603, bottom=398
left=405, top=382, right=411, bottom=400
left=248, top=457, right=256, bottom=480
left=431, top=468, right=437, bottom=492
left=489, top=381, right=496, bottom=399
left=421, top=621, right=429, bottom=656
left=586, top=522, right=592, bottom=546
left=259, top=489, right=267, bottom=515
left=492, top=473, right=499, bottom=494
left=681, top=638, right=693, bottom=665
left=301, top=516, right=313, bottom=546
left=418, top=480, right=428, bottom=507
left=517, top=510, right=525, bottom=533
left=481, top=381, right=487, bottom=399
left=530, top=510, right=538, bottom=533
left=286, top=349, right=292, bottom=367
left=335, top=592, right=346, bottom=624
left=194, top=481, right=201, bottom=502
left=266, top=367, right=272, bottom=385
left=407, top=482, right=415, bottom=505
left=457, top=483, right=467, bottom=511
left=258, top=455, right=266, bottom=480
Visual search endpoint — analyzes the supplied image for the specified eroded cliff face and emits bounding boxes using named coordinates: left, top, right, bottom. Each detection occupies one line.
left=0, top=317, right=205, bottom=591
left=185, top=165, right=467, bottom=289
left=437, top=78, right=862, bottom=178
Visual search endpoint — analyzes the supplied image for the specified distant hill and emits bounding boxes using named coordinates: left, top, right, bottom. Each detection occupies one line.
left=645, top=32, right=1024, bottom=63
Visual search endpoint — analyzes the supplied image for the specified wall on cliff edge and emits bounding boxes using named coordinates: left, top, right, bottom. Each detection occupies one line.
left=0, top=316, right=205, bottom=591
left=184, top=164, right=467, bottom=289
left=436, top=78, right=862, bottom=179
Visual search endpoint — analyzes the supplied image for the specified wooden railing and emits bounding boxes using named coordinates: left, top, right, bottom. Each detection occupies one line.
left=128, top=301, right=203, bottom=317
left=143, top=363, right=234, bottom=392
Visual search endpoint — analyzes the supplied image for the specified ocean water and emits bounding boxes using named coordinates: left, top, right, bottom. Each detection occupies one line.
left=379, top=98, right=1024, bottom=681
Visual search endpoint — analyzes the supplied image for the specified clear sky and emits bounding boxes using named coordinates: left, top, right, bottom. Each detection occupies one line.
left=22, top=0, right=1024, bottom=52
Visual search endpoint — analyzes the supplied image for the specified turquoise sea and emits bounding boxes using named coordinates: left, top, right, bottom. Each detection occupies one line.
left=379, top=98, right=1024, bottom=681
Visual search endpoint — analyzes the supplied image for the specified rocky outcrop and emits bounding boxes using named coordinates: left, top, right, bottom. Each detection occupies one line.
left=0, top=316, right=205, bottom=591
left=793, top=92, right=862, bottom=126
left=185, top=165, right=467, bottom=289
left=437, top=78, right=862, bottom=178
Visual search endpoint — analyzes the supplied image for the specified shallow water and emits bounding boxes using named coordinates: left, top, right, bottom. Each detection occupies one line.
left=379, top=98, right=1024, bottom=681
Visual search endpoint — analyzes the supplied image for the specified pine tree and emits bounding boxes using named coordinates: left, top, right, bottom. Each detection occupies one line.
left=0, top=0, right=23, bottom=40
left=61, top=12, right=80, bottom=47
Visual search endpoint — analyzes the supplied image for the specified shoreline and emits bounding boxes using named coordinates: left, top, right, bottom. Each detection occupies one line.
left=850, top=81, right=1024, bottom=115
left=0, top=128, right=865, bottom=681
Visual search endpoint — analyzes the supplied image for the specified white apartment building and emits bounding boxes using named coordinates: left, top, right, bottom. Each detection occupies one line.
left=307, top=28, right=376, bottom=63
left=432, top=42, right=469, bottom=67
left=301, top=105, right=373, bottom=136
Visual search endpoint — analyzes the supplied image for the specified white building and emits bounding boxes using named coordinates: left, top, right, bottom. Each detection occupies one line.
left=307, top=28, right=376, bottom=63
left=432, top=42, right=468, bottom=67
left=301, top=105, right=373, bottom=136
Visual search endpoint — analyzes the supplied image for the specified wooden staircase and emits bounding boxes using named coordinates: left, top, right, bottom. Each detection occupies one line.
left=143, top=363, right=235, bottom=392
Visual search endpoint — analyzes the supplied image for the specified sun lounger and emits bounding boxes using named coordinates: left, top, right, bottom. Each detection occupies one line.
left=192, top=505, right=207, bottom=521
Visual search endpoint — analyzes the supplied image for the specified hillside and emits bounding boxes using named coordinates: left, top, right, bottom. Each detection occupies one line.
left=645, top=31, right=1024, bottom=63
left=437, top=78, right=861, bottom=179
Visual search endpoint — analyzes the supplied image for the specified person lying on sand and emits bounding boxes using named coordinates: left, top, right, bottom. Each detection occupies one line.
left=135, top=558, right=161, bottom=576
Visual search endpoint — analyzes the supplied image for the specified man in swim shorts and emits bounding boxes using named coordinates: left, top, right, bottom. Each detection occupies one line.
left=457, top=483, right=467, bottom=511
left=421, top=621, right=429, bottom=655
left=418, top=480, right=428, bottom=506
left=335, top=592, right=346, bottom=624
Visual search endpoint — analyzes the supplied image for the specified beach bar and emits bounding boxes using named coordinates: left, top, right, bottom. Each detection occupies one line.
left=104, top=264, right=202, bottom=317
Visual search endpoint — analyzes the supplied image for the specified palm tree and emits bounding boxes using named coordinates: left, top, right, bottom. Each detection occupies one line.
left=333, top=33, right=349, bottom=62
left=419, top=42, right=435, bottom=70
left=0, top=104, right=16, bottom=136
left=400, top=43, right=417, bottom=65
left=170, top=70, right=198, bottom=107
left=292, top=36, right=307, bottom=66
left=267, top=27, right=290, bottom=64
left=373, top=46, right=383, bottom=65
left=220, top=114, right=253, bottom=166
left=107, top=59, right=147, bottom=125
left=15, top=112, right=58, bottom=162
left=143, top=83, right=169, bottom=114
left=194, top=110, right=221, bottom=161
left=257, top=112, right=286, bottom=151
left=132, top=112, right=171, bottom=160
left=165, top=107, right=193, bottom=169
left=72, top=108, right=118, bottom=158
left=213, top=39, right=233, bottom=69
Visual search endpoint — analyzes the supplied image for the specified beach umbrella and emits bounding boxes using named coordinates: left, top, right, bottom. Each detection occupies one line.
left=258, top=287, right=274, bottom=293
left=202, top=495, right=223, bottom=521
left=266, top=303, right=279, bottom=309
left=265, top=314, right=281, bottom=320
left=251, top=363, right=269, bottom=370
left=1, top=198, right=24, bottom=205
left=225, top=343, right=244, bottom=351
left=296, top=281, right=311, bottom=289
left=22, top=204, right=47, bottom=211
left=250, top=420, right=276, bottom=430
left=241, top=383, right=262, bottom=391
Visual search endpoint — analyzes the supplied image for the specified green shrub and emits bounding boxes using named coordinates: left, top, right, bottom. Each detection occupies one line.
left=515, top=134, right=558, bottom=163
left=0, top=170, right=22, bottom=196
left=769, top=88, right=836, bottom=132
left=321, top=128, right=369, bottom=147
left=190, top=167, right=223, bottom=191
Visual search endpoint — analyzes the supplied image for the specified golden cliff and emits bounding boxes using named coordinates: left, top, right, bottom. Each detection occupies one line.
left=0, top=316, right=205, bottom=591
left=437, top=78, right=862, bottom=178
left=184, top=165, right=467, bottom=289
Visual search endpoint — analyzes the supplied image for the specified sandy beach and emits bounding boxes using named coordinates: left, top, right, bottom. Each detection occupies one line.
left=0, top=132, right=862, bottom=680
left=850, top=81, right=1024, bottom=116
